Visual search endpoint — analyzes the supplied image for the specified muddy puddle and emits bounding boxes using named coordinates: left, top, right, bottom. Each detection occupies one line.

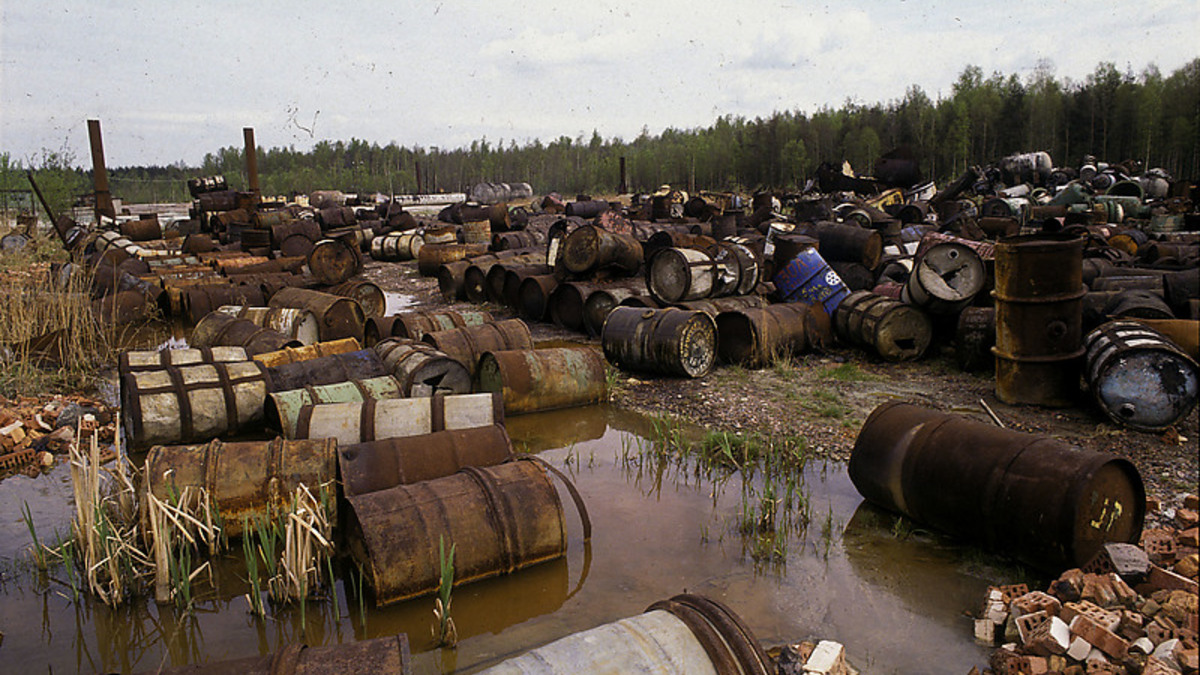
left=0, top=403, right=1025, bottom=673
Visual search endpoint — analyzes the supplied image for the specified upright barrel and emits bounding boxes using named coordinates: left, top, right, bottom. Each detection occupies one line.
left=142, top=437, right=337, bottom=538
left=849, top=401, right=1144, bottom=572
left=477, top=348, right=608, bottom=414
left=121, top=361, right=270, bottom=449
left=602, top=307, right=718, bottom=378
left=1083, top=321, right=1199, bottom=431
left=993, top=234, right=1086, bottom=407
left=338, top=424, right=514, bottom=497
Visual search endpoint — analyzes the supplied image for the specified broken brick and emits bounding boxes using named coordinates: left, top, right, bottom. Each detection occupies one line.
left=1071, top=614, right=1129, bottom=660
left=1177, top=508, right=1199, bottom=530
left=1025, top=616, right=1071, bottom=656
left=1016, top=610, right=1051, bottom=646
left=1144, top=529, right=1180, bottom=566
left=1150, top=564, right=1200, bottom=594
left=1063, top=601, right=1121, bottom=631
left=1012, top=591, right=1062, bottom=618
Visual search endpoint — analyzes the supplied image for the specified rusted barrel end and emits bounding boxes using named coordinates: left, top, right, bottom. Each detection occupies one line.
left=478, top=347, right=608, bottom=415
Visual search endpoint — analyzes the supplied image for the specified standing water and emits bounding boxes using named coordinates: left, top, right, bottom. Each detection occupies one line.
left=0, top=404, right=1020, bottom=673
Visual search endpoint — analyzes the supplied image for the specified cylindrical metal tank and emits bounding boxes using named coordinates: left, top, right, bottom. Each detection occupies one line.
left=291, top=393, right=504, bottom=445
left=269, top=287, right=366, bottom=342
left=715, top=303, right=813, bottom=369
left=215, top=305, right=320, bottom=345
left=338, top=424, right=514, bottom=497
left=1083, top=321, right=1199, bottom=431
left=252, top=337, right=363, bottom=369
left=422, top=319, right=534, bottom=377
left=602, top=307, right=717, bottom=379
left=266, top=375, right=406, bottom=438
left=477, top=347, right=608, bottom=415
left=121, top=361, right=270, bottom=449
left=119, top=346, right=249, bottom=373
left=373, top=338, right=472, bottom=397
left=191, top=312, right=303, bottom=356
left=834, top=291, right=932, bottom=362
left=264, top=349, right=389, bottom=392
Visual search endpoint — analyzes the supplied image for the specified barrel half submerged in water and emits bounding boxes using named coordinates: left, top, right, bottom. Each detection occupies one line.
left=848, top=401, right=1144, bottom=572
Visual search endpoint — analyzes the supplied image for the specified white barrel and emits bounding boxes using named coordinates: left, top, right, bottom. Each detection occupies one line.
left=291, top=393, right=503, bottom=444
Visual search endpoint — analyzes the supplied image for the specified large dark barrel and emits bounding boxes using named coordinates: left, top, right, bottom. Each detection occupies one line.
left=475, top=594, right=770, bottom=675
left=344, top=459, right=568, bottom=605
left=849, top=401, right=1145, bottom=572
left=184, top=284, right=267, bottom=325
left=715, top=303, right=813, bottom=368
left=422, top=319, right=534, bottom=377
left=264, top=349, right=389, bottom=392
left=834, top=291, right=932, bottom=362
left=808, top=221, right=883, bottom=269
left=464, top=252, right=544, bottom=303
left=374, top=338, right=472, bottom=397
left=121, top=361, right=270, bottom=449
left=993, top=234, right=1085, bottom=407
left=252, top=337, right=363, bottom=368
left=1083, top=321, right=1199, bottom=431
left=142, top=437, right=336, bottom=539
left=307, top=236, right=363, bottom=285
left=269, top=287, right=366, bottom=342
left=338, top=424, right=514, bottom=497
left=191, top=312, right=303, bottom=356
left=582, top=283, right=647, bottom=337
left=477, top=347, right=608, bottom=414
left=602, top=307, right=717, bottom=378
left=518, top=274, right=560, bottom=321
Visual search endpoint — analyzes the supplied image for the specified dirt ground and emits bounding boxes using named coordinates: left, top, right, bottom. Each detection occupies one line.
left=364, top=258, right=1199, bottom=509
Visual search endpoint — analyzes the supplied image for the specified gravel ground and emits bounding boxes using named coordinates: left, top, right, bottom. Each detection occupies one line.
left=366, top=258, right=1199, bottom=509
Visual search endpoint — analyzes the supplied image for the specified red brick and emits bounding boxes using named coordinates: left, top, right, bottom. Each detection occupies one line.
left=1185, top=494, right=1200, bottom=511
left=1017, top=610, right=1051, bottom=645
left=1179, top=528, right=1200, bottom=549
left=1063, top=601, right=1120, bottom=631
left=1177, top=508, right=1199, bottom=530
left=1070, top=614, right=1129, bottom=660
left=1150, top=564, right=1200, bottom=594
left=1143, top=656, right=1181, bottom=675
left=1025, top=616, right=1071, bottom=656
left=1147, top=615, right=1179, bottom=644
left=1143, top=529, right=1180, bottom=566
left=1012, top=591, right=1063, bottom=617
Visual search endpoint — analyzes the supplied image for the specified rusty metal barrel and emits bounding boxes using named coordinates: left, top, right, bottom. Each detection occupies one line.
left=264, top=349, right=389, bottom=392
left=602, top=307, right=718, bottom=378
left=955, top=306, right=996, bottom=372
left=422, top=319, right=534, bottom=377
left=320, top=279, right=386, bottom=319
left=91, top=290, right=159, bottom=326
left=215, top=305, right=320, bottom=345
left=461, top=219, right=492, bottom=245
left=518, top=274, right=560, bottom=320
left=191, top=312, right=303, bottom=356
left=1083, top=321, right=1199, bottom=431
left=560, top=224, right=643, bottom=276
left=849, top=401, right=1145, bottom=572
left=142, top=436, right=337, bottom=539
left=670, top=294, right=767, bottom=317
left=476, top=594, right=771, bottom=675
left=119, top=346, right=249, bottom=373
left=715, top=303, right=813, bottom=368
left=184, top=284, right=267, bottom=325
left=993, top=234, right=1086, bottom=407
left=266, top=375, right=406, bottom=438
left=338, top=424, right=514, bottom=497
left=252, top=337, right=363, bottom=368
left=120, top=360, right=270, bottom=449
left=291, top=392, right=504, bottom=445
left=493, top=229, right=546, bottom=251
left=344, top=459, right=570, bottom=605
left=307, top=236, right=363, bottom=285
left=809, top=221, right=883, bottom=269
left=834, top=291, right=932, bottom=362
left=477, top=347, right=608, bottom=415
left=373, top=338, right=472, bottom=397
left=583, top=284, right=647, bottom=337
left=119, top=216, right=162, bottom=242
left=902, top=241, right=987, bottom=314
left=417, top=243, right=489, bottom=277
left=269, top=287, right=366, bottom=342
left=390, top=309, right=496, bottom=341
left=141, top=635, right=411, bottom=675
left=646, top=243, right=760, bottom=304
left=773, top=248, right=851, bottom=316
left=370, top=231, right=424, bottom=261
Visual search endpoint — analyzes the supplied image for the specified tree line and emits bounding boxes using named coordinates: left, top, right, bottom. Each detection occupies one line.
left=4, top=59, right=1197, bottom=221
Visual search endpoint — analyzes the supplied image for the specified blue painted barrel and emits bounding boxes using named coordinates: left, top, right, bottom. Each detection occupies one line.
left=773, top=248, right=850, bottom=315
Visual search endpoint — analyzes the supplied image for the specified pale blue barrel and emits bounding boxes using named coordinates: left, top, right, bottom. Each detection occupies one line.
left=773, top=248, right=850, bottom=314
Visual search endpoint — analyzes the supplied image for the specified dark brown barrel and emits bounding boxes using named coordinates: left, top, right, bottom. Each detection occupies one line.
left=293, top=392, right=504, bottom=445
left=493, top=229, right=545, bottom=251
left=142, top=437, right=337, bottom=538
left=252, top=337, right=363, bottom=368
left=344, top=459, right=566, bottom=605
left=849, top=401, right=1145, bottom=572
left=417, top=243, right=488, bottom=277
left=548, top=282, right=597, bottom=332
left=119, top=216, right=162, bottom=242
left=119, top=346, right=250, bottom=373
left=120, top=361, right=270, bottom=449
left=214, top=305, right=320, bottom=345
left=197, top=189, right=239, bottom=212
left=266, top=375, right=406, bottom=438
left=264, top=349, right=389, bottom=392
left=269, top=287, right=366, bottom=342
left=338, top=425, right=514, bottom=497
left=644, top=231, right=718, bottom=259
left=307, top=237, right=363, bottom=285
left=833, top=290, right=932, bottom=362
left=993, top=234, right=1086, bottom=407
left=91, top=289, right=158, bottom=326
left=560, top=224, right=643, bottom=276
left=191, top=312, right=303, bottom=356
left=955, top=307, right=996, bottom=372
left=564, top=199, right=610, bottom=218
left=485, top=261, right=541, bottom=303
left=422, top=319, right=534, bottom=377
left=583, top=283, right=648, bottom=337
left=437, top=259, right=472, bottom=301
left=374, top=338, right=472, bottom=397
left=715, top=303, right=812, bottom=368
left=317, top=205, right=356, bottom=229
left=370, top=231, right=424, bottom=261
left=901, top=241, right=987, bottom=314
left=602, top=307, right=717, bottom=378
left=320, top=279, right=386, bottom=318
left=465, top=252, right=545, bottom=303
left=518, top=274, right=560, bottom=321
left=269, top=219, right=321, bottom=248
left=478, top=347, right=608, bottom=414
left=1083, top=321, right=1199, bottom=431
left=183, top=284, right=267, bottom=324
left=391, top=309, right=496, bottom=341
left=809, top=222, right=883, bottom=269
left=1104, top=289, right=1175, bottom=320
left=502, top=265, right=553, bottom=308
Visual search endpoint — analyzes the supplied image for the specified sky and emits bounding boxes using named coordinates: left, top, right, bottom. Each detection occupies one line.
left=1, top=0, right=1197, bottom=169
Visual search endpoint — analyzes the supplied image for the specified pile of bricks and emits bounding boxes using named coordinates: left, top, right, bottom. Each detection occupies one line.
left=0, top=394, right=116, bottom=478
left=971, top=495, right=1199, bottom=674
left=774, top=639, right=858, bottom=675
